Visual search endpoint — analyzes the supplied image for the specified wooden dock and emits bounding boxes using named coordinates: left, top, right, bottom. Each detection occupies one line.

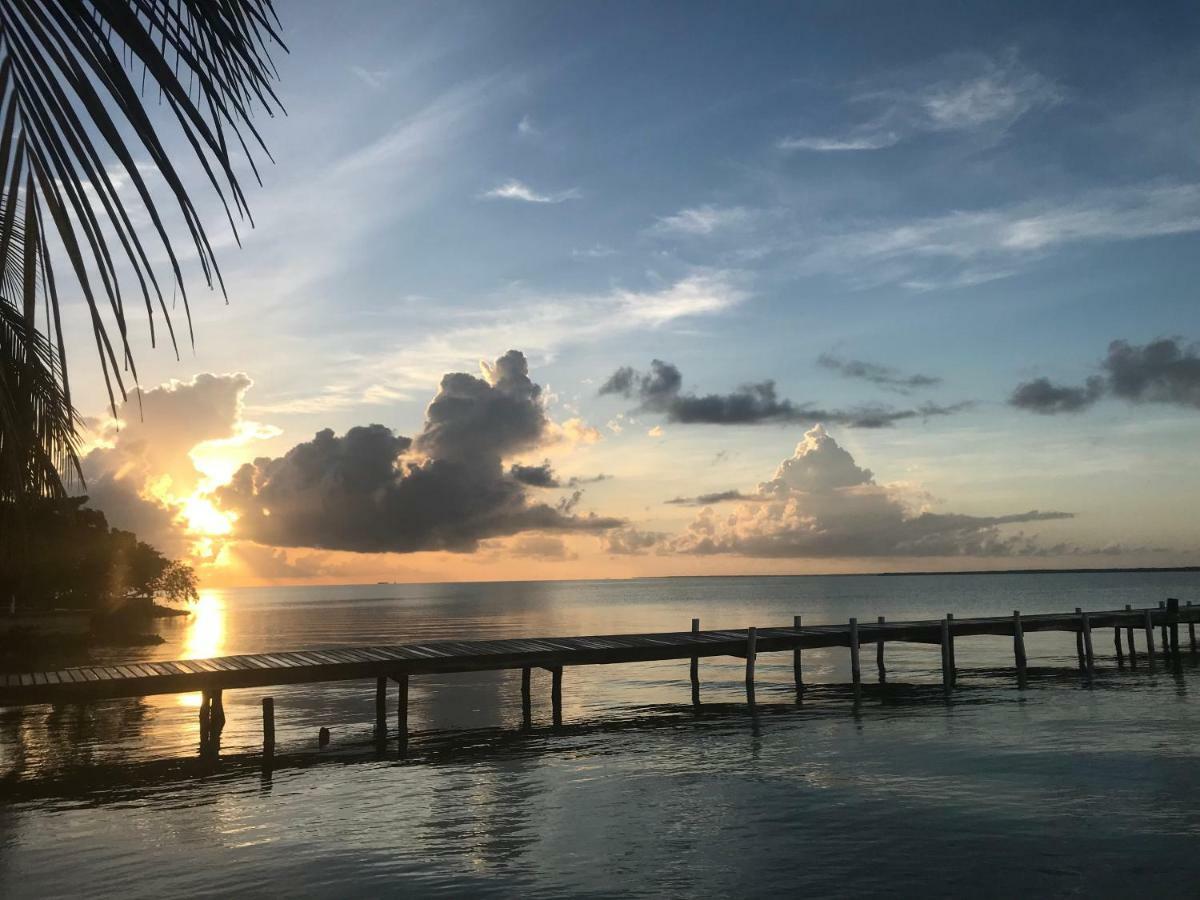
left=2, top=600, right=1197, bottom=759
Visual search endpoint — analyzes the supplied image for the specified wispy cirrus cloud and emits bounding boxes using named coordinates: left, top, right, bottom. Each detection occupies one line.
left=779, top=51, right=1060, bottom=153
left=483, top=179, right=580, bottom=203
left=652, top=204, right=751, bottom=236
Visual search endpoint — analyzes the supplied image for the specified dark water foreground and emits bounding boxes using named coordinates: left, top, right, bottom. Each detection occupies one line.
left=2, top=572, right=1199, bottom=898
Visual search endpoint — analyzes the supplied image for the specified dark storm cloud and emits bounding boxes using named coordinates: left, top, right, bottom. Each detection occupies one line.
left=817, top=354, right=942, bottom=393
left=600, top=359, right=968, bottom=428
left=566, top=473, right=611, bottom=487
left=1011, top=338, right=1200, bottom=414
left=217, top=352, right=622, bottom=553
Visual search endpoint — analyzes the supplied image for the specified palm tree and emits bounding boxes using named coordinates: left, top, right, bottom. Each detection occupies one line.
left=0, top=0, right=284, bottom=503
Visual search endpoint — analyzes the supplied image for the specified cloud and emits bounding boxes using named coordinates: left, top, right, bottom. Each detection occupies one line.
left=516, top=114, right=539, bottom=137
left=671, top=426, right=1074, bottom=558
left=776, top=133, right=900, bottom=152
left=652, top=205, right=751, bottom=236
left=1011, top=338, right=1200, bottom=414
left=1010, top=376, right=1105, bottom=414
left=566, top=473, right=611, bottom=487
left=603, top=528, right=665, bottom=555
left=509, top=535, right=576, bottom=560
left=664, top=490, right=760, bottom=506
left=818, top=354, right=942, bottom=393
left=780, top=51, right=1060, bottom=154
left=226, top=543, right=346, bottom=580
left=600, top=359, right=968, bottom=428
left=350, top=66, right=390, bottom=90
left=571, top=244, right=617, bottom=259
left=216, top=351, right=622, bottom=553
left=482, top=179, right=580, bottom=204
left=78, top=373, right=264, bottom=556
left=510, top=460, right=559, bottom=487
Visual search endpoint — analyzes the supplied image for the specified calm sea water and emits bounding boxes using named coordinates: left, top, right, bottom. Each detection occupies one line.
left=2, top=572, right=1200, bottom=898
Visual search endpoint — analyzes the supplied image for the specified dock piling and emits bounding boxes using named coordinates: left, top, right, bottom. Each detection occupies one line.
left=1013, top=611, right=1027, bottom=687
left=551, top=667, right=563, bottom=725
left=946, top=613, right=957, bottom=686
left=1159, top=601, right=1169, bottom=658
left=745, top=627, right=758, bottom=709
left=1144, top=610, right=1157, bottom=672
left=876, top=615, right=887, bottom=682
left=262, top=697, right=275, bottom=762
left=940, top=617, right=952, bottom=693
left=396, top=673, right=409, bottom=755
left=1113, top=619, right=1124, bottom=665
left=1074, top=608, right=1086, bottom=670
left=849, top=618, right=861, bottom=696
left=1081, top=612, right=1095, bottom=680
left=690, top=618, right=701, bottom=707
left=1126, top=604, right=1137, bottom=667
left=1167, top=598, right=1181, bottom=660
left=793, top=615, right=803, bottom=695
left=375, top=676, right=387, bottom=738
left=1189, top=601, right=1197, bottom=656
left=521, top=667, right=532, bottom=727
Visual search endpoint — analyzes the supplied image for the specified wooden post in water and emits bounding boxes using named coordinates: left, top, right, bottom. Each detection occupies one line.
left=375, top=676, right=387, bottom=738
left=876, top=615, right=886, bottom=682
left=849, top=618, right=861, bottom=696
left=946, top=613, right=957, bottom=686
left=1074, top=608, right=1086, bottom=670
left=745, top=627, right=758, bottom=709
left=262, top=697, right=275, bottom=762
left=521, top=667, right=532, bottom=727
left=793, top=615, right=803, bottom=695
left=1113, top=618, right=1124, bottom=665
left=1144, top=610, right=1157, bottom=672
left=940, top=617, right=952, bottom=693
left=1167, top=598, right=1181, bottom=660
left=690, top=617, right=701, bottom=707
left=1159, top=601, right=1169, bottom=658
left=1189, top=601, right=1197, bottom=656
left=199, top=689, right=212, bottom=755
left=1013, top=611, right=1027, bottom=687
left=396, top=672, right=409, bottom=755
left=551, top=667, right=563, bottom=726
left=1125, top=604, right=1137, bottom=667
left=1081, top=612, right=1095, bottom=680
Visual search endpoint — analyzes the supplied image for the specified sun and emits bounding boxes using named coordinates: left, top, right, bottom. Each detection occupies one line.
left=180, top=494, right=236, bottom=536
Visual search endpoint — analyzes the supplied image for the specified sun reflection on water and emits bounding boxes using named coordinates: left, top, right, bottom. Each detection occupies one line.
left=178, top=591, right=226, bottom=707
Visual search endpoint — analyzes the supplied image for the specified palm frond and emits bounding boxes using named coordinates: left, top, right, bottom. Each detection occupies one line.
left=0, top=0, right=284, bottom=415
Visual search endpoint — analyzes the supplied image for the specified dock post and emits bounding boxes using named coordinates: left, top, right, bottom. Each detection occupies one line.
left=1081, top=612, right=1095, bottom=680
left=793, top=615, right=803, bottom=695
left=849, top=618, right=861, bottom=696
left=876, top=615, right=886, bottom=682
left=521, top=667, right=532, bottom=727
left=375, top=676, right=387, bottom=738
left=690, top=617, right=701, bottom=707
left=1074, top=608, right=1086, bottom=670
left=940, top=617, right=952, bottom=693
left=396, top=672, right=409, bottom=755
left=946, top=613, right=957, bottom=686
left=199, top=689, right=212, bottom=755
left=1013, top=611, right=1027, bottom=687
left=1189, top=601, right=1197, bottom=656
left=551, top=667, right=563, bottom=726
left=1159, top=601, right=1169, bottom=658
left=745, top=627, right=758, bottom=709
left=1167, top=598, right=1181, bottom=661
left=262, top=697, right=275, bottom=762
left=1144, top=610, right=1157, bottom=672
left=1113, top=618, right=1124, bottom=666
left=1125, top=604, right=1137, bottom=667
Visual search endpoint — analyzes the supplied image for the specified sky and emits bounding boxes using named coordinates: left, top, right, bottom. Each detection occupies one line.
left=65, top=0, right=1200, bottom=584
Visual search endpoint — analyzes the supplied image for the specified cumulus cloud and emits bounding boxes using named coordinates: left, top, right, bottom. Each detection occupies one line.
left=510, top=460, right=559, bottom=487
left=818, top=354, right=942, bottom=393
left=482, top=179, right=580, bottom=203
left=509, top=535, right=576, bottom=560
left=671, top=426, right=1073, bottom=558
left=600, top=359, right=968, bottom=428
left=603, top=528, right=665, bottom=555
left=664, top=490, right=760, bottom=506
left=1011, top=338, right=1200, bottom=414
left=78, top=373, right=263, bottom=555
left=216, top=351, right=622, bottom=553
